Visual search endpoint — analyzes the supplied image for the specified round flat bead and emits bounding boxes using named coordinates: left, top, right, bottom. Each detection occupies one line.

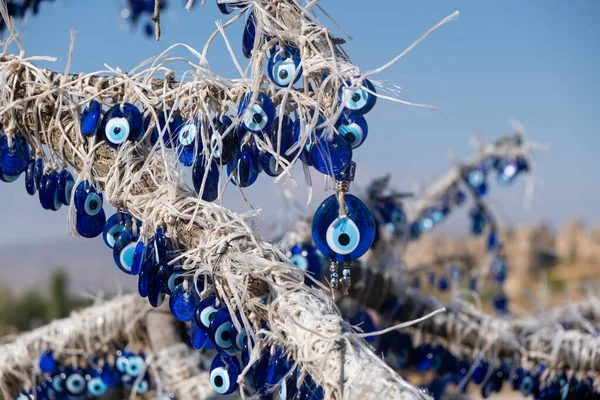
left=194, top=296, right=219, bottom=332
left=74, top=181, right=104, bottom=217
left=309, top=132, right=353, bottom=178
left=228, top=149, right=258, bottom=188
left=210, top=354, right=241, bottom=395
left=242, top=11, right=256, bottom=58
left=81, top=100, right=102, bottom=136
left=169, top=283, right=201, bottom=322
left=76, top=209, right=106, bottom=238
left=238, top=92, right=275, bottom=135
left=190, top=321, right=211, bottom=349
left=254, top=348, right=291, bottom=395
left=335, top=113, right=368, bottom=149
left=338, top=79, right=377, bottom=115
left=99, top=103, right=143, bottom=148
left=25, top=159, right=36, bottom=195
left=113, top=230, right=136, bottom=274
left=56, top=170, right=74, bottom=206
left=147, top=264, right=167, bottom=307
left=131, top=239, right=146, bottom=276
left=39, top=171, right=58, bottom=210
left=150, top=110, right=183, bottom=148
left=267, top=46, right=302, bottom=87
left=289, top=244, right=324, bottom=285
left=34, top=158, right=44, bottom=190
left=209, top=116, right=237, bottom=165
left=0, top=133, right=29, bottom=176
left=103, top=211, right=134, bottom=249
left=311, top=194, right=375, bottom=262
left=209, top=309, right=239, bottom=356
left=39, top=350, right=55, bottom=373
left=193, top=157, right=220, bottom=202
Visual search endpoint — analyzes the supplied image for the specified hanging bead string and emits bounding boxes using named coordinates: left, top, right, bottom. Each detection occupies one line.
left=0, top=0, right=461, bottom=397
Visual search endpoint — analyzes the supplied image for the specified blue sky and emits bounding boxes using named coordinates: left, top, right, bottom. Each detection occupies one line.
left=0, top=0, right=599, bottom=246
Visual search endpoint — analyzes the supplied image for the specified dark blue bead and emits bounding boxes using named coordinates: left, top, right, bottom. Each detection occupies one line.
left=311, top=194, right=375, bottom=262
left=0, top=132, right=30, bottom=177
left=228, top=149, right=258, bottom=187
left=194, top=296, right=219, bottom=332
left=292, top=117, right=323, bottom=166
left=176, top=118, right=202, bottom=166
left=38, top=171, right=57, bottom=210
left=39, top=350, right=55, bottom=373
left=469, top=276, right=479, bottom=291
left=210, top=354, right=241, bottom=395
left=491, top=256, right=507, bottom=284
left=99, top=103, right=143, bottom=148
left=466, top=168, right=486, bottom=189
left=493, top=293, right=508, bottom=315
left=190, top=321, right=212, bottom=349
left=150, top=109, right=183, bottom=148
left=267, top=46, right=302, bottom=87
left=375, top=202, right=406, bottom=236
left=76, top=209, right=106, bottom=238
left=230, top=318, right=249, bottom=352
left=137, top=260, right=151, bottom=298
left=130, top=239, right=146, bottom=276
left=81, top=100, right=102, bottom=136
left=338, top=79, right=377, bottom=115
left=74, top=181, right=103, bottom=217
left=209, top=309, right=240, bottom=356
left=103, top=211, right=134, bottom=249
left=56, top=170, right=74, bottom=206
left=209, top=116, right=237, bottom=165
left=472, top=360, right=488, bottom=385
left=289, top=244, right=324, bottom=285
left=192, top=157, right=220, bottom=201
left=63, top=368, right=87, bottom=396
left=238, top=92, right=275, bottom=135
left=25, top=159, right=36, bottom=195
left=113, top=230, right=136, bottom=274
left=470, top=207, right=486, bottom=236
left=147, top=264, right=167, bottom=307
left=487, top=231, right=498, bottom=251
left=309, top=131, right=353, bottom=177
left=414, top=344, right=434, bottom=371
left=496, top=158, right=520, bottom=186
left=438, top=275, right=449, bottom=291
left=34, top=158, right=44, bottom=189
left=242, top=11, right=256, bottom=58
left=169, top=283, right=200, bottom=322
left=347, top=311, right=376, bottom=342
left=254, top=348, right=291, bottom=395
left=336, top=113, right=368, bottom=149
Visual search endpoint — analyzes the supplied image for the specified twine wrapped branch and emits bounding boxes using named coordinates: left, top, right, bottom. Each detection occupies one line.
left=0, top=3, right=431, bottom=399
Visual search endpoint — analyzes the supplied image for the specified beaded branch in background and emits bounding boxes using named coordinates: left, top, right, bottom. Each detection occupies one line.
left=0, top=0, right=461, bottom=398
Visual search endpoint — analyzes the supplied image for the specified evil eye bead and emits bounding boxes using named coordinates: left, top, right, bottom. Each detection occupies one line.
left=268, top=46, right=302, bottom=87
left=103, top=212, right=132, bottom=249
left=238, top=92, right=275, bottom=134
left=176, top=122, right=199, bottom=167
left=39, top=350, right=56, bottom=373
left=74, top=181, right=103, bottom=217
left=34, top=158, right=44, bottom=190
left=209, top=116, right=237, bottom=165
left=151, top=110, right=184, bottom=148
left=230, top=322, right=248, bottom=352
left=194, top=296, right=219, bottom=331
left=25, top=159, right=36, bottom=195
left=113, top=230, right=136, bottom=274
left=209, top=309, right=238, bottom=354
left=242, top=11, right=256, bottom=58
left=309, top=131, right=353, bottom=178
left=169, top=283, right=201, bottom=322
left=99, top=103, right=142, bottom=148
left=227, top=149, right=258, bottom=188
left=311, top=194, right=375, bottom=262
left=64, top=371, right=86, bottom=395
left=254, top=348, right=291, bottom=395
left=76, top=209, right=106, bottom=238
left=339, top=79, right=377, bottom=115
left=210, top=354, right=241, bottom=395
left=52, top=372, right=65, bottom=393
left=190, top=321, right=211, bottom=349
left=147, top=264, right=168, bottom=307
left=216, top=0, right=243, bottom=14
left=136, top=379, right=149, bottom=394
left=335, top=113, right=368, bottom=149
left=259, top=151, right=285, bottom=177
left=81, top=100, right=102, bottom=136
left=39, top=171, right=58, bottom=210
left=125, top=355, right=145, bottom=377
left=289, top=244, right=323, bottom=285
left=0, top=132, right=30, bottom=176
left=56, top=170, right=74, bottom=206
left=86, top=376, right=107, bottom=397
left=193, top=156, right=220, bottom=202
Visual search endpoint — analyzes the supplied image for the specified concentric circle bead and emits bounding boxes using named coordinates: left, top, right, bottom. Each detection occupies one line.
left=99, top=103, right=143, bottom=148
left=311, top=194, right=375, bottom=262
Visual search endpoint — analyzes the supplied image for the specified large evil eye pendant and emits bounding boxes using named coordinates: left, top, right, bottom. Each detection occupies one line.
left=267, top=46, right=302, bottom=87
left=339, top=79, right=377, bottom=115
left=336, top=113, right=368, bottom=149
left=312, top=194, right=375, bottom=262
left=238, top=92, right=275, bottom=134
left=99, top=103, right=143, bottom=148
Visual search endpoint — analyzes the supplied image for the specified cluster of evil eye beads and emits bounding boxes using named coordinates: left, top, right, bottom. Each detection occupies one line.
left=15, top=349, right=157, bottom=400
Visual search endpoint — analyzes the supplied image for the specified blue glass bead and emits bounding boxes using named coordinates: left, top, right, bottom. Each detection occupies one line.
left=470, top=207, right=486, bottom=236
left=496, top=158, right=519, bottom=186
left=289, top=244, right=324, bottom=285
left=34, top=158, right=44, bottom=190
left=493, top=293, right=508, bottom=315
left=210, top=354, right=241, bottom=395
left=376, top=202, right=406, bottom=236
left=169, top=283, right=201, bottom=322
left=193, top=156, right=220, bottom=202
left=418, top=215, right=434, bottom=233
left=259, top=149, right=286, bottom=177
left=238, top=92, right=275, bottom=134
left=254, top=348, right=291, bottom=395
left=74, top=181, right=103, bottom=217
left=309, top=131, right=353, bottom=177
left=64, top=368, right=87, bottom=396
left=242, top=11, right=256, bottom=58
left=338, top=79, right=377, bottom=115
left=124, top=354, right=145, bottom=379
left=246, top=140, right=263, bottom=174
left=216, top=0, right=234, bottom=14
left=453, top=188, right=466, bottom=205
left=472, top=360, right=488, bottom=385
left=292, top=118, right=321, bottom=166
left=113, top=230, right=136, bottom=274
left=414, top=344, right=435, bottom=371
left=0, top=132, right=30, bottom=176
left=190, top=321, right=211, bottom=349
left=176, top=120, right=201, bottom=167
left=267, top=46, right=302, bottom=87
left=99, top=103, right=143, bottom=148
left=76, top=209, right=106, bottom=238
left=138, top=263, right=151, bottom=298
left=103, top=211, right=133, bottom=249
left=147, top=264, right=167, bottom=307
left=194, top=296, right=219, bottom=332
left=81, top=100, right=102, bottom=136
left=39, top=350, right=55, bottom=373
left=466, top=168, right=486, bottom=189
left=487, top=231, right=498, bottom=251
left=56, top=170, right=74, bottom=206
left=491, top=257, right=507, bottom=284
left=347, top=311, right=376, bottom=342
left=438, top=275, right=449, bottom=291
left=49, top=170, right=62, bottom=211
left=296, top=375, right=324, bottom=400
left=25, top=159, right=36, bottom=195
left=430, top=207, right=447, bottom=224
left=230, top=318, right=248, bottom=352
left=335, top=113, right=368, bottom=149
left=209, top=116, right=237, bottom=165
left=469, top=276, right=479, bottom=291
left=151, top=109, right=183, bottom=148
left=51, top=370, right=66, bottom=394
left=209, top=309, right=240, bottom=356
left=311, top=194, right=375, bottom=262
left=228, top=149, right=258, bottom=187
left=38, top=171, right=57, bottom=210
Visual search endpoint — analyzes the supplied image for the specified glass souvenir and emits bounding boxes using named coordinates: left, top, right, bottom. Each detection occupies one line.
left=210, top=354, right=241, bottom=395
left=76, top=209, right=106, bottom=238
left=311, top=194, right=375, bottom=262
left=242, top=11, right=256, bottom=58
left=81, top=100, right=102, bottom=136
left=238, top=92, right=275, bottom=135
left=227, top=149, right=258, bottom=188
left=193, top=156, right=220, bottom=202
left=74, top=181, right=103, bottom=217
left=169, top=283, right=201, bottom=322
left=267, top=46, right=302, bottom=87
left=335, top=113, right=368, bottom=149
left=338, top=78, right=377, bottom=115
left=309, top=131, right=353, bottom=178
left=99, top=103, right=143, bottom=148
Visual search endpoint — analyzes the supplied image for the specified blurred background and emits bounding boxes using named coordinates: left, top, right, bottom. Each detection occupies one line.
left=0, top=0, right=598, bottom=336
